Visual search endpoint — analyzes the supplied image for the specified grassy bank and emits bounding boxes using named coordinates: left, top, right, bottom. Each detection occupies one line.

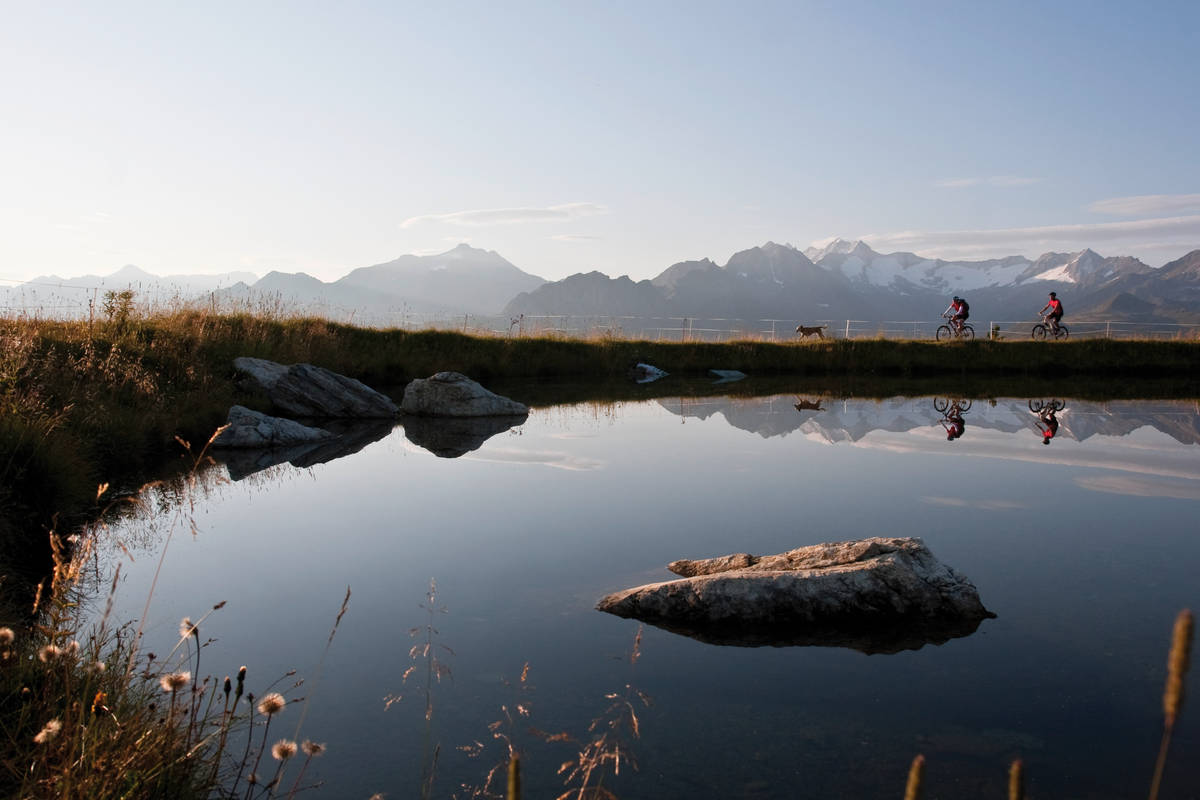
left=2, top=309, right=1199, bottom=567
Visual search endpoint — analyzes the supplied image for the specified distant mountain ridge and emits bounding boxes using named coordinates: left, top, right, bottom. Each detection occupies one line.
left=5, top=240, right=1199, bottom=324
left=506, top=240, right=1200, bottom=324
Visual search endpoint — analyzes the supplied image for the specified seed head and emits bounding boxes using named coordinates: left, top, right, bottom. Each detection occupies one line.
left=301, top=740, right=326, bottom=757
left=272, top=739, right=298, bottom=760
left=223, top=676, right=232, bottom=696
left=33, top=719, right=62, bottom=744
left=86, top=660, right=107, bottom=675
left=179, top=618, right=198, bottom=639
left=904, top=754, right=925, bottom=800
left=160, top=671, right=191, bottom=692
left=0, top=627, right=14, bottom=646
left=257, top=692, right=286, bottom=716
left=38, top=645, right=64, bottom=663
left=1164, top=609, right=1194, bottom=730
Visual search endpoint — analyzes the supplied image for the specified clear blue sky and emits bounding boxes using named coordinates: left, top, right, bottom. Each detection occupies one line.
left=2, top=0, right=1198, bottom=283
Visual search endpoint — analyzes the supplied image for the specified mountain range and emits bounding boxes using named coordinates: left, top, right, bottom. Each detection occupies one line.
left=504, top=241, right=1200, bottom=325
left=5, top=241, right=1199, bottom=325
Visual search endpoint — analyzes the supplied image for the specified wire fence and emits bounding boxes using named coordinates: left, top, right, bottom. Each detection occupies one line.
left=2, top=287, right=1199, bottom=341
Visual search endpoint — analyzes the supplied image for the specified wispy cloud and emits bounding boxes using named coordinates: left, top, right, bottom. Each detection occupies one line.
left=401, top=203, right=607, bottom=229
left=860, top=215, right=1200, bottom=258
left=551, top=233, right=601, bottom=242
left=1075, top=475, right=1200, bottom=500
left=1088, top=194, right=1200, bottom=216
left=921, top=496, right=1026, bottom=511
left=935, top=176, right=1041, bottom=188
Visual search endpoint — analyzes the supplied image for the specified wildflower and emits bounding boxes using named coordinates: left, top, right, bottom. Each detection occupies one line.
left=86, top=660, right=107, bottom=675
left=160, top=671, right=191, bottom=692
left=38, top=645, right=63, bottom=663
left=257, top=692, right=286, bottom=716
left=33, top=719, right=62, bottom=744
left=0, top=627, right=13, bottom=646
left=301, top=740, right=326, bottom=757
left=272, top=739, right=298, bottom=760
left=179, top=617, right=197, bottom=639
left=91, top=691, right=108, bottom=716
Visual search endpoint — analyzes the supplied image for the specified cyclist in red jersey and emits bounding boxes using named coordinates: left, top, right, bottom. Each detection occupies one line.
left=942, top=296, right=969, bottom=333
left=1039, top=292, right=1064, bottom=333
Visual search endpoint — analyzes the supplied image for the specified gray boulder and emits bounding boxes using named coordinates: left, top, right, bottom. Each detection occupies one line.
left=211, top=405, right=336, bottom=449
left=400, top=372, right=528, bottom=417
left=233, top=356, right=398, bottom=418
left=597, top=537, right=994, bottom=653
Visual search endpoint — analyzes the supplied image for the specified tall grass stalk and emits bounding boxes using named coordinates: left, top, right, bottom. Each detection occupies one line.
left=1149, top=608, right=1193, bottom=800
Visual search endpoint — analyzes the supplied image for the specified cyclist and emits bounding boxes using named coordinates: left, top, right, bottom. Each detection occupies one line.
left=943, top=296, right=969, bottom=333
left=1039, top=292, right=1064, bottom=333
left=1034, top=408, right=1059, bottom=445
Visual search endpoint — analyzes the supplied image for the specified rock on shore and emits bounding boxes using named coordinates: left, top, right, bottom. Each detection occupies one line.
left=400, top=371, right=528, bottom=417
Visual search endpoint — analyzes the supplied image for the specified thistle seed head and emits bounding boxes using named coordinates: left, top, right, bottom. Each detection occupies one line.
left=271, top=739, right=298, bottom=760
left=160, top=671, right=191, bottom=692
left=257, top=692, right=286, bottom=716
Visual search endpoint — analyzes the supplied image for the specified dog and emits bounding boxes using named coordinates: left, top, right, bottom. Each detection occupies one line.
left=795, top=324, right=827, bottom=339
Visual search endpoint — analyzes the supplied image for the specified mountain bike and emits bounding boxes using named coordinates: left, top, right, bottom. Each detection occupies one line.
left=936, top=315, right=975, bottom=341
left=933, top=398, right=973, bottom=414
left=1028, top=399, right=1066, bottom=414
left=1031, top=314, right=1069, bottom=341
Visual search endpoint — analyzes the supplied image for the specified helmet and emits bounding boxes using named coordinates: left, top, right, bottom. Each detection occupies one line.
left=1049, top=291, right=1056, bottom=298
left=953, top=296, right=960, bottom=302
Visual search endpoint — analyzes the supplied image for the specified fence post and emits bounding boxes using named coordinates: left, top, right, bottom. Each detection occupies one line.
left=844, top=319, right=850, bottom=339
left=1106, top=321, right=1111, bottom=339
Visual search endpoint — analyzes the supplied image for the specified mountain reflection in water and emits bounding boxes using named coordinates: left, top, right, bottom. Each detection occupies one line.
left=659, top=395, right=1200, bottom=445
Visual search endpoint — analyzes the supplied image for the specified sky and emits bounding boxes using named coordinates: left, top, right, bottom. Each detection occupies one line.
left=2, top=0, right=1199, bottom=285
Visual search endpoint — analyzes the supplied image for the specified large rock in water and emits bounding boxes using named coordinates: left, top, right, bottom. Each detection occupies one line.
left=401, top=372, right=528, bottom=417
left=597, top=537, right=995, bottom=653
left=232, top=357, right=398, bottom=418
left=211, top=405, right=336, bottom=449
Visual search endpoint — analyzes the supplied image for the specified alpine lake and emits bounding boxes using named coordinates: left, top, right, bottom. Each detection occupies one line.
left=90, top=381, right=1200, bottom=799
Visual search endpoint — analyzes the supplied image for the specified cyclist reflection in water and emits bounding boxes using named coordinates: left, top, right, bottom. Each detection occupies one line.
left=939, top=406, right=966, bottom=441
left=1034, top=408, right=1059, bottom=445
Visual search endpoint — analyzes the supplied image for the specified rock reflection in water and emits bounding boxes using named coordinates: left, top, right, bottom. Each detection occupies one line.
left=213, top=418, right=396, bottom=480
left=619, top=611, right=990, bottom=654
left=400, top=413, right=528, bottom=458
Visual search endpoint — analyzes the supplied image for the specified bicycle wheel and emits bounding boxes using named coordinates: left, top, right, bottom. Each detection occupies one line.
left=957, top=399, right=973, bottom=412
left=1031, top=324, right=1047, bottom=341
left=960, top=324, right=975, bottom=340
left=936, top=325, right=953, bottom=341
left=1029, top=399, right=1045, bottom=413
left=933, top=398, right=950, bottom=413
left=1055, top=325, right=1069, bottom=340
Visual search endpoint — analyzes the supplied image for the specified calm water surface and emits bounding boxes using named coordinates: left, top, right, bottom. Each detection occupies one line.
left=97, top=393, right=1200, bottom=799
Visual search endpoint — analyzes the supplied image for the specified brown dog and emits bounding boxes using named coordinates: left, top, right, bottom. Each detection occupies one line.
left=795, top=324, right=827, bottom=339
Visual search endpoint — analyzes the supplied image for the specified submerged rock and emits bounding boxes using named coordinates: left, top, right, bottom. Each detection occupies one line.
left=211, top=405, right=335, bottom=449
left=233, top=356, right=399, bottom=418
left=597, top=537, right=994, bottom=653
left=709, top=369, right=746, bottom=383
left=401, top=413, right=527, bottom=458
left=400, top=372, right=528, bottom=417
